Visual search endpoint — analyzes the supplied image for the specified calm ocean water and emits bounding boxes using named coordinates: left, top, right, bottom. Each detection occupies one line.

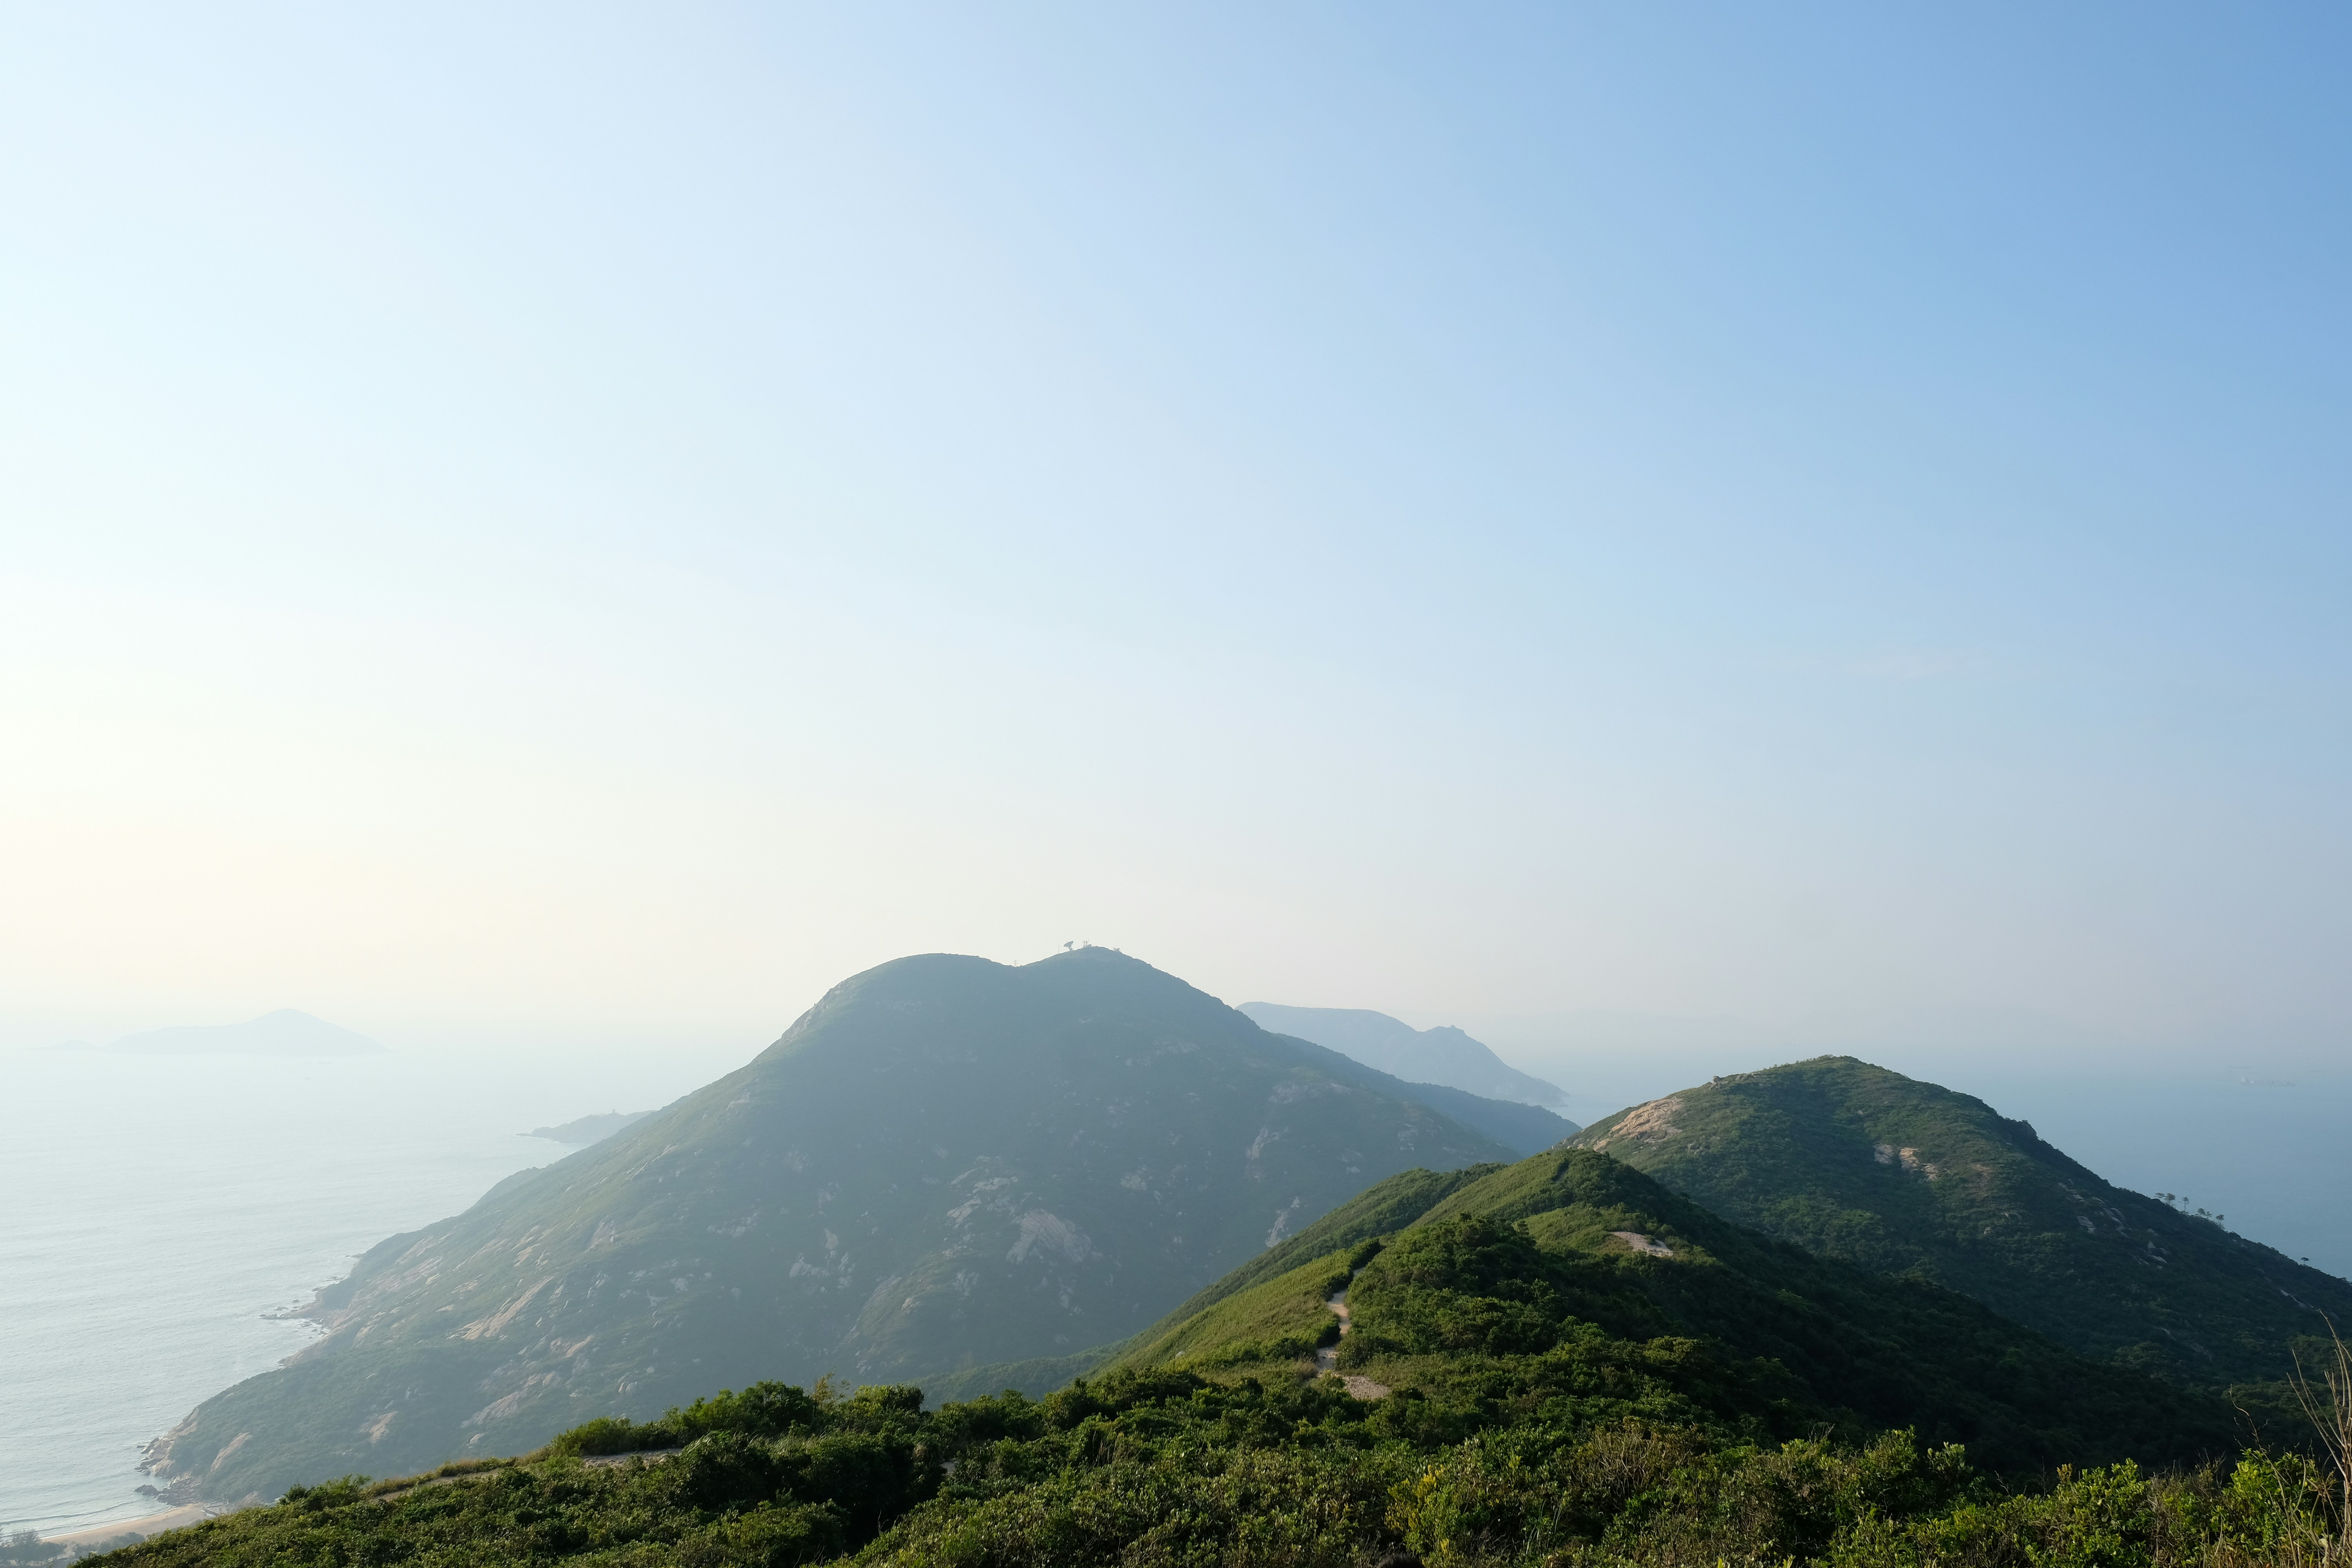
left=0, top=1049, right=704, bottom=1537
left=1980, top=1071, right=2352, bottom=1281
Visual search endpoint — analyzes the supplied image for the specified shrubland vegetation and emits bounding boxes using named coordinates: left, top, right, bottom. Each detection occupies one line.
left=83, top=1361, right=2350, bottom=1566
left=83, top=1149, right=2352, bottom=1566
left=1124, top=1154, right=2243, bottom=1475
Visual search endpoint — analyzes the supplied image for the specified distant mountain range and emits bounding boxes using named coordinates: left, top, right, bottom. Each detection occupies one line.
left=1239, top=1002, right=1567, bottom=1108
left=144, top=949, right=1543, bottom=1502
left=93, top=1009, right=387, bottom=1056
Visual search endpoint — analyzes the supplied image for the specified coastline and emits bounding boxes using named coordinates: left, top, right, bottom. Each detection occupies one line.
left=0, top=1051, right=564, bottom=1539
left=42, top=1503, right=220, bottom=1550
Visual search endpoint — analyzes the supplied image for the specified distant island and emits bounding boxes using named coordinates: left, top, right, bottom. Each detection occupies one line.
left=523, top=1110, right=651, bottom=1145
left=103, top=1010, right=387, bottom=1056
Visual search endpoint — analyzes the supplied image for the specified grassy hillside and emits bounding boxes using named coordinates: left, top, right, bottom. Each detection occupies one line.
left=84, top=1148, right=2347, bottom=1568
left=141, top=949, right=1519, bottom=1503
left=1116, top=1147, right=2239, bottom=1475
left=1108, top=1244, right=1365, bottom=1372
left=1568, top=1056, right=2352, bottom=1390
left=1142, top=1164, right=1501, bottom=1328
left=916, top=1167, right=1502, bottom=1402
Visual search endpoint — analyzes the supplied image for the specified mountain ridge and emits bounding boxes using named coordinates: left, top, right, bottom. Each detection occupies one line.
left=1110, top=1144, right=2242, bottom=1474
left=1248, top=1030, right=1579, bottom=1154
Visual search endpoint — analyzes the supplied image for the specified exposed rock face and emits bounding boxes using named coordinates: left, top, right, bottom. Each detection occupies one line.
left=147, top=949, right=1516, bottom=1501
left=1584, top=1096, right=1682, bottom=1150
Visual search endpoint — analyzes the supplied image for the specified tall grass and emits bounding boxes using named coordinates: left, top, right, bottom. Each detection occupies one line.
left=2290, top=1316, right=2352, bottom=1561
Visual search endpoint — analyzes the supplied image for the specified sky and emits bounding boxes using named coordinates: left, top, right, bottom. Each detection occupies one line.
left=4, top=4, right=2348, bottom=1079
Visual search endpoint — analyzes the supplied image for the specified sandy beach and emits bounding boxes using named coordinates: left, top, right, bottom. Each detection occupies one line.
left=42, top=1503, right=216, bottom=1550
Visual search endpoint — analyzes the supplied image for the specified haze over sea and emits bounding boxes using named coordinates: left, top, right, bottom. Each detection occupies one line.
left=0, top=1047, right=715, bottom=1537
left=7, top=1030, right=2345, bottom=1536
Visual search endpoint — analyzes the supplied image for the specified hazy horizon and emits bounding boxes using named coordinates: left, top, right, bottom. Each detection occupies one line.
left=11, top=949, right=2342, bottom=1086
left=6, top=6, right=2349, bottom=1082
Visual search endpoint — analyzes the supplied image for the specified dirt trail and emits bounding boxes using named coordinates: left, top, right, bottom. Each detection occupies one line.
left=1316, top=1290, right=1390, bottom=1399
left=1315, top=1291, right=1350, bottom=1373
left=369, top=1473, right=492, bottom=1504
left=370, top=1448, right=680, bottom=1504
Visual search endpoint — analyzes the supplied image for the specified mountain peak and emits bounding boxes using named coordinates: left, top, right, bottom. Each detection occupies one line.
left=146, top=951, right=1519, bottom=1501
left=1570, top=1054, right=2352, bottom=1387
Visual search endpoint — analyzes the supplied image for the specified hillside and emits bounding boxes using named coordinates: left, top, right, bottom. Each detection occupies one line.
left=138, top=949, right=1519, bottom=1503
left=1253, top=1031, right=1578, bottom=1155
left=1240, top=1003, right=1568, bottom=1107
left=915, top=1163, right=1512, bottom=1404
left=88, top=1151, right=2323, bottom=1568
left=1568, top=1055, right=2352, bottom=1389
left=1111, top=1146, right=2239, bottom=1475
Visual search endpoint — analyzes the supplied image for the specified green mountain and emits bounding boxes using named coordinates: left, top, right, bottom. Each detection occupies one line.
left=140, top=949, right=1521, bottom=1503
left=96, top=1148, right=2314, bottom=1568
left=1567, top=1055, right=2352, bottom=1389
left=1108, top=1146, right=2239, bottom=1475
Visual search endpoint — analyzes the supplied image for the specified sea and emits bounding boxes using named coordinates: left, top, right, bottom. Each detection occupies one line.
left=0, top=1045, right=726, bottom=1539
left=3, top=1044, right=2346, bottom=1539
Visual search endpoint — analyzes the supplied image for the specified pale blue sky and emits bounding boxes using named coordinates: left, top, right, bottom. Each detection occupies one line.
left=4, top=4, right=2347, bottom=1067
